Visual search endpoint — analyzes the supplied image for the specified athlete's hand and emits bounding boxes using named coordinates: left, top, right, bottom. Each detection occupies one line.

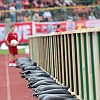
left=10, top=44, right=14, bottom=47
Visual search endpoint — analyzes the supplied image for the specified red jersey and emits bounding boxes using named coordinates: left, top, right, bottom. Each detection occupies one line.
left=6, top=32, right=18, bottom=44
left=6, top=32, right=18, bottom=55
left=56, top=29, right=62, bottom=32
left=81, top=17, right=86, bottom=21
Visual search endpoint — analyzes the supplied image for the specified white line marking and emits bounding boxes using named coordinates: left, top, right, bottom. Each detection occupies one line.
left=5, top=55, right=11, bottom=100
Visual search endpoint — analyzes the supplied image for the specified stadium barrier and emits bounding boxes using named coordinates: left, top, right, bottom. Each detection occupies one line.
left=29, top=27, right=100, bottom=100
left=0, top=5, right=96, bottom=13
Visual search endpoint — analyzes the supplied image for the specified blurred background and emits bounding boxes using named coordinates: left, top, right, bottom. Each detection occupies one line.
left=0, top=0, right=99, bottom=22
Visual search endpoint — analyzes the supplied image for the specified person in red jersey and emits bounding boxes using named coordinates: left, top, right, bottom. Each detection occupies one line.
left=6, top=24, right=19, bottom=67
left=56, top=24, right=62, bottom=32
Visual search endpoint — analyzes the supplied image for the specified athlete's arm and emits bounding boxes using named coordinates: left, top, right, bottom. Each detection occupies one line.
left=15, top=33, right=19, bottom=46
left=6, top=40, right=11, bottom=46
left=6, top=33, right=11, bottom=46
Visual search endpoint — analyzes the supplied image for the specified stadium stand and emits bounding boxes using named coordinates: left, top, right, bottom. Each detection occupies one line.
left=0, top=0, right=99, bottom=23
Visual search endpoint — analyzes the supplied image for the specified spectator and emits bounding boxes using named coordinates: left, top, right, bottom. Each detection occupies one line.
left=96, top=5, right=100, bottom=18
left=48, top=16, right=53, bottom=22
left=53, top=0, right=60, bottom=6
left=29, top=0, right=34, bottom=3
left=9, top=3, right=16, bottom=22
left=53, top=17, right=58, bottom=22
left=32, top=0, right=44, bottom=8
left=47, top=0, right=59, bottom=7
left=67, top=16, right=73, bottom=21
left=20, top=14, right=24, bottom=21
left=64, top=0, right=76, bottom=6
left=0, top=0, right=6, bottom=10
left=42, top=0, right=48, bottom=7
left=73, top=4, right=90, bottom=15
left=48, top=16, right=57, bottom=22
left=0, top=0, right=4, bottom=4
left=0, top=0, right=6, bottom=21
left=73, top=13, right=81, bottom=21
left=17, top=13, right=24, bottom=22
left=33, top=12, right=40, bottom=22
left=88, top=12, right=96, bottom=20
left=7, top=0, right=14, bottom=4
left=81, top=13, right=87, bottom=20
left=5, top=13, right=10, bottom=18
left=56, top=24, right=62, bottom=32
left=22, top=0, right=30, bottom=9
left=48, top=0, right=55, bottom=7
left=16, top=15, right=20, bottom=22
left=39, top=15, right=43, bottom=22
left=16, top=0, right=23, bottom=10
left=67, top=18, right=75, bottom=31
left=59, top=0, right=66, bottom=6
left=0, top=12, right=5, bottom=23
left=24, top=12, right=30, bottom=21
left=43, top=10, right=52, bottom=21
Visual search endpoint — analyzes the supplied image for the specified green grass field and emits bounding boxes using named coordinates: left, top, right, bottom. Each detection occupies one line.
left=0, top=49, right=25, bottom=55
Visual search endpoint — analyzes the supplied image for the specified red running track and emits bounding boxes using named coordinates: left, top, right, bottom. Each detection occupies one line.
left=0, top=54, right=37, bottom=100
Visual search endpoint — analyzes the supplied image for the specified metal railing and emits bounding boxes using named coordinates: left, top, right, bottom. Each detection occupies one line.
left=29, top=28, right=100, bottom=100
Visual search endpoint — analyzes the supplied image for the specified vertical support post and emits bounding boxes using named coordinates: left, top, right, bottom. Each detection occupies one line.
left=60, top=35, right=65, bottom=84
left=64, top=34, right=68, bottom=86
left=76, top=33, right=82, bottom=99
left=92, top=32, right=100, bottom=100
left=33, top=37, right=39, bottom=64
left=50, top=36, right=54, bottom=76
left=71, top=34, right=77, bottom=94
left=67, top=34, right=72, bottom=91
left=57, top=35, right=61, bottom=82
left=81, top=33, right=87, bottom=100
left=86, top=32, right=94, bottom=100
